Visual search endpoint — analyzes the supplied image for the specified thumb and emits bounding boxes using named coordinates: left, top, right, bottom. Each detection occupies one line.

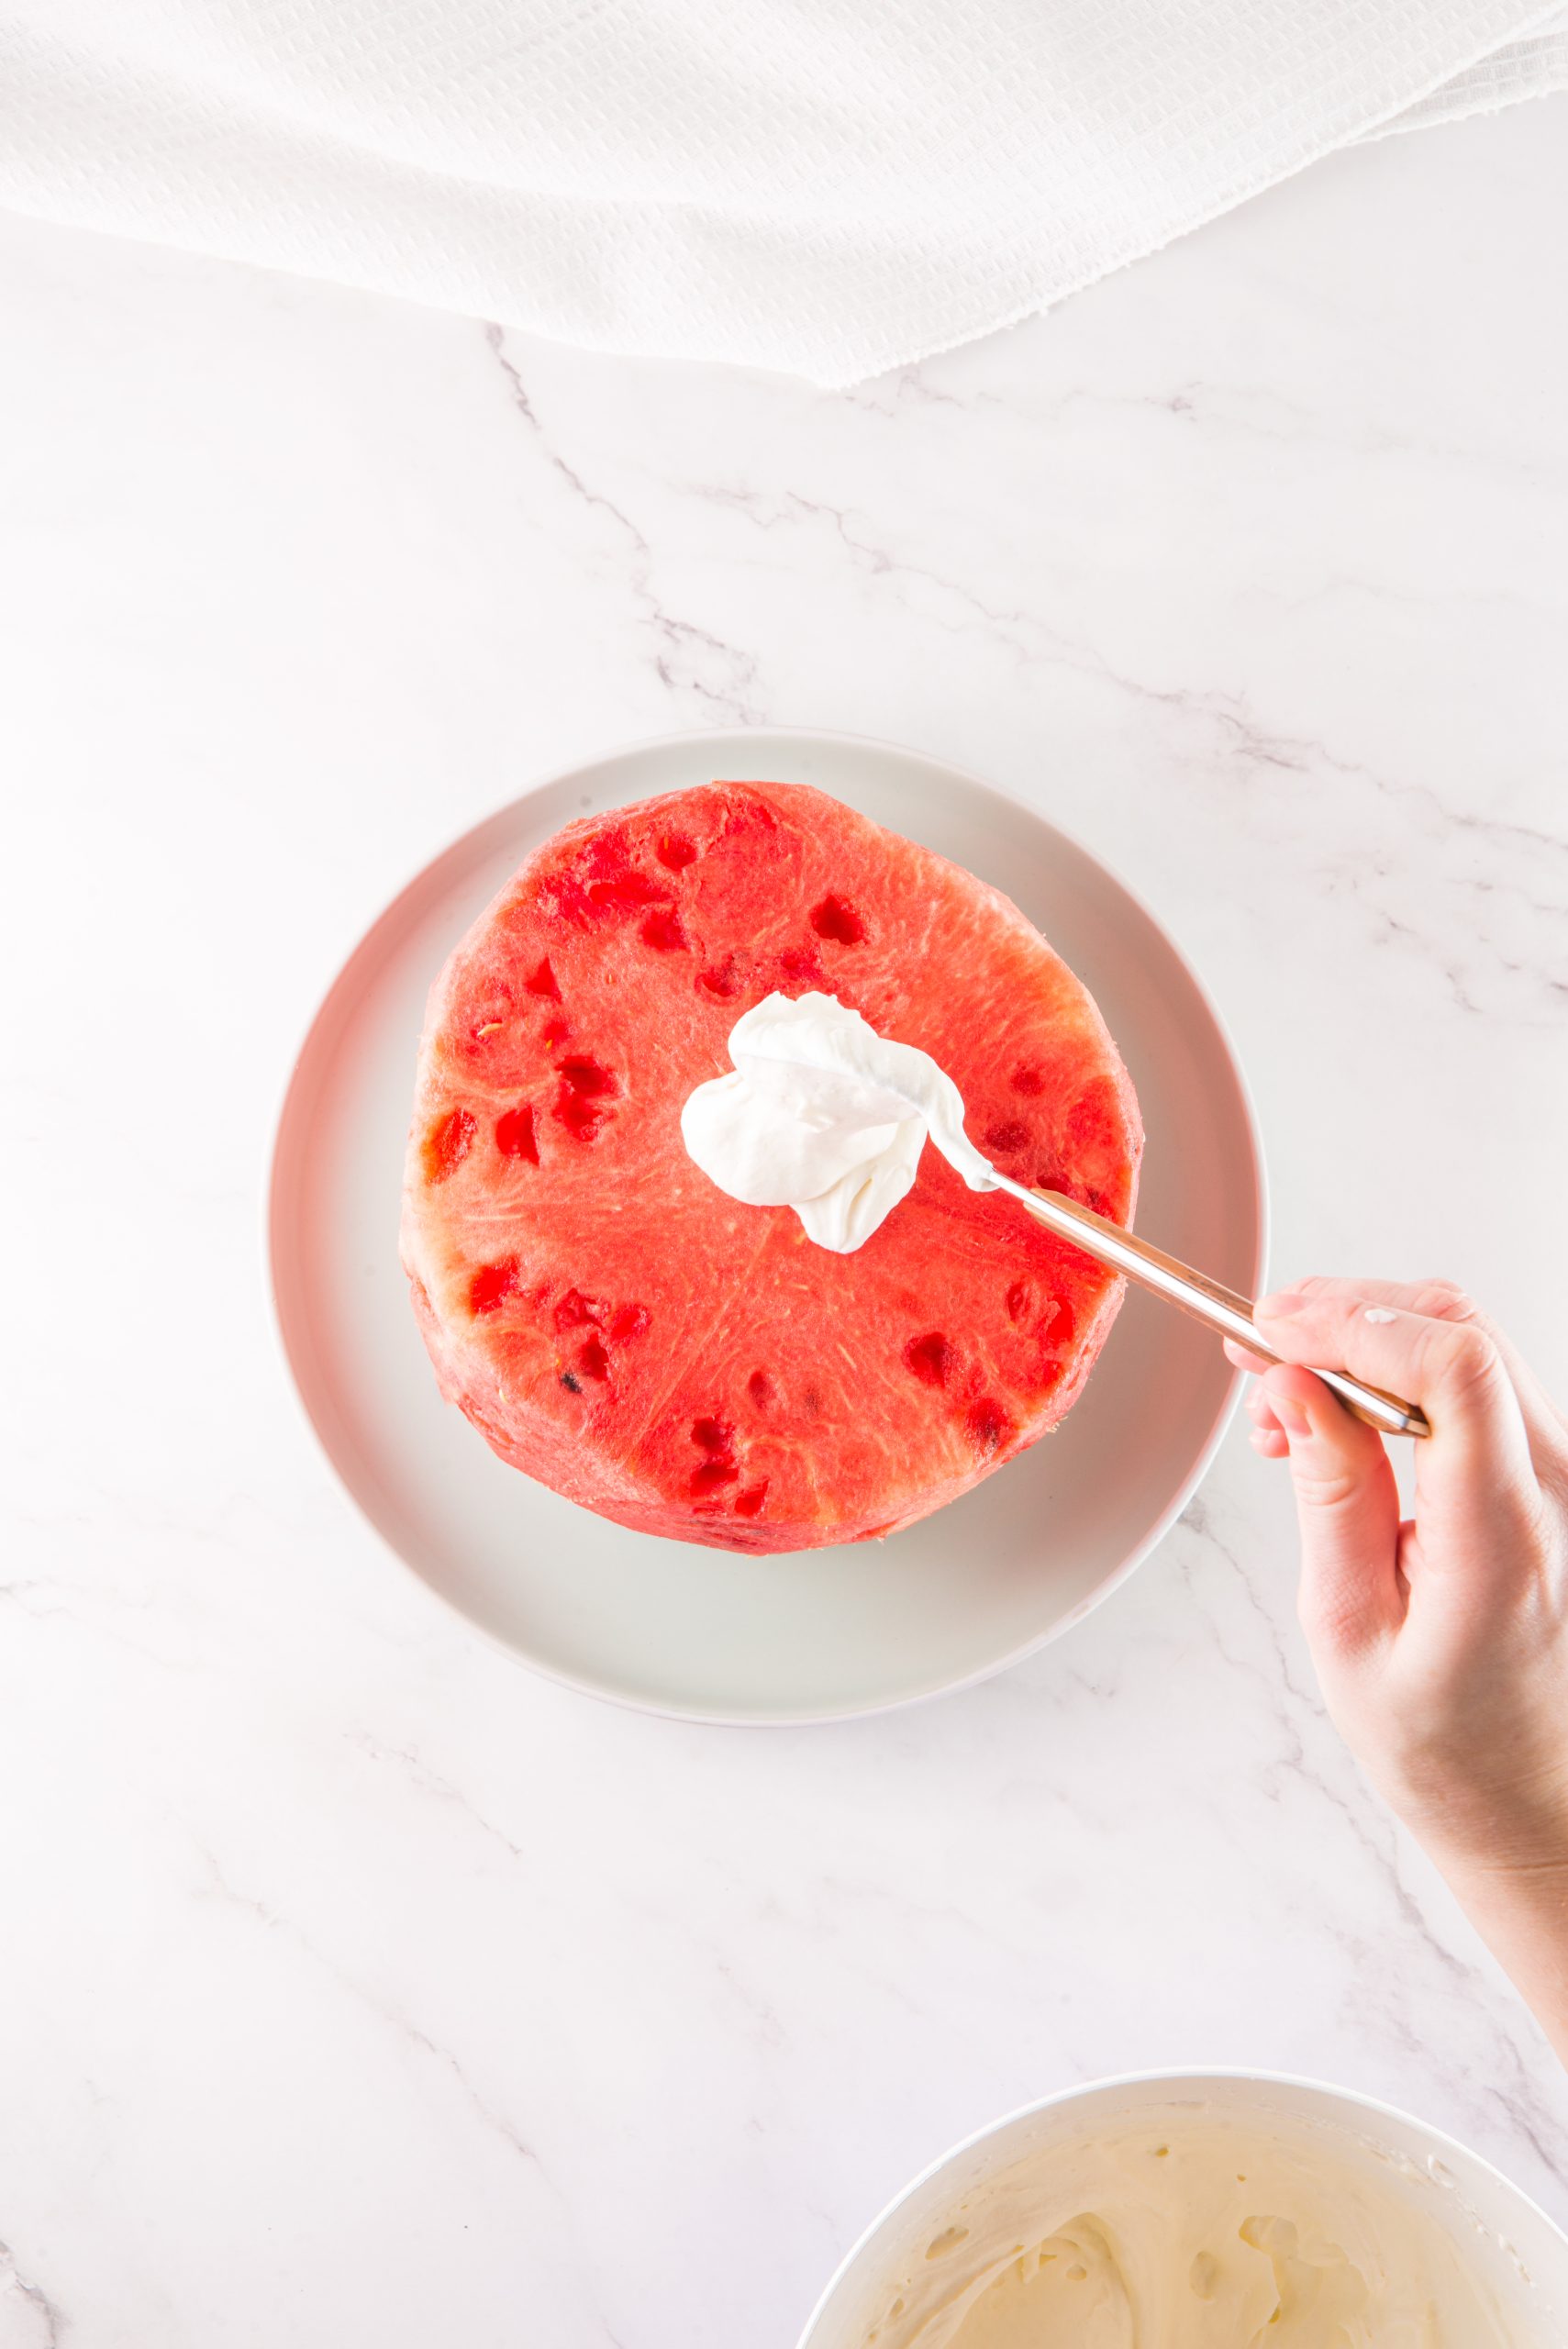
left=1261, top=1364, right=1405, bottom=1657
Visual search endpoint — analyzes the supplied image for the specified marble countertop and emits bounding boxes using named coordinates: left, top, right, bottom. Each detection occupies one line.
left=3, top=94, right=1567, bottom=2347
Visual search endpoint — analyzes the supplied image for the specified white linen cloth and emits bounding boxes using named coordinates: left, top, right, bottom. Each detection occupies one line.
left=2, top=1, right=1565, bottom=384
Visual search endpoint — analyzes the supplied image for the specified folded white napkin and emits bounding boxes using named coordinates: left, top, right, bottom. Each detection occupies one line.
left=2, top=2, right=1565, bottom=384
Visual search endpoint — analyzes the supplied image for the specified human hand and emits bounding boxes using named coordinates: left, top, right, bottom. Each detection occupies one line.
left=1226, top=1280, right=1568, bottom=1932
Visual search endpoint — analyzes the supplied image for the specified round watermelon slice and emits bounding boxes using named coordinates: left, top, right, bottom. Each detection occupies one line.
left=401, top=781, right=1141, bottom=1553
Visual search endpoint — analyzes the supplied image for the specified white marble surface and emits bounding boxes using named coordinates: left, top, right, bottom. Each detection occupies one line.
left=3, top=95, right=1567, bottom=2347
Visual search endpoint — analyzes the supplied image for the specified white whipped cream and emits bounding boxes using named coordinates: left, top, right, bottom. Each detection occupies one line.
left=680, top=992, right=995, bottom=1252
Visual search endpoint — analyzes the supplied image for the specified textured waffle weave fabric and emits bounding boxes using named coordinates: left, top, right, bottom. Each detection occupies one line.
left=2, top=0, right=1566, bottom=382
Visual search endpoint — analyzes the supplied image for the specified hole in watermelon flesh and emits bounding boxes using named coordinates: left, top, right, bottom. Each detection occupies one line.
left=639, top=907, right=689, bottom=952
left=557, top=1096, right=608, bottom=1140
left=658, top=833, right=698, bottom=869
left=689, top=1414, right=740, bottom=1497
left=495, top=1104, right=539, bottom=1163
left=1006, top=1280, right=1031, bottom=1325
left=984, top=1119, right=1031, bottom=1155
left=747, top=1370, right=775, bottom=1409
left=966, top=1397, right=1014, bottom=1453
left=469, top=1258, right=520, bottom=1316
left=810, top=894, right=865, bottom=945
left=587, top=872, right=667, bottom=913
left=611, top=1303, right=651, bottom=1342
left=717, top=791, right=780, bottom=840
left=778, top=945, right=823, bottom=985
left=526, top=957, right=562, bottom=1000
left=734, top=1483, right=769, bottom=1519
left=555, top=1054, right=618, bottom=1140
left=904, top=1331, right=955, bottom=1386
left=423, top=1107, right=476, bottom=1186
left=1010, top=1063, right=1046, bottom=1097
left=553, top=1289, right=600, bottom=1330
left=698, top=957, right=742, bottom=999
left=1045, top=1298, right=1075, bottom=1349
left=578, top=1336, right=610, bottom=1381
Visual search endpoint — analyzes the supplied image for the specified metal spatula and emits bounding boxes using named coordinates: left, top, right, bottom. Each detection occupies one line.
left=994, top=1174, right=1430, bottom=1440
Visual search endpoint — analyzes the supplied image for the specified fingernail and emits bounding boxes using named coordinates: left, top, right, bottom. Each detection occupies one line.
left=1256, top=1290, right=1307, bottom=1319
left=1272, top=1394, right=1310, bottom=1436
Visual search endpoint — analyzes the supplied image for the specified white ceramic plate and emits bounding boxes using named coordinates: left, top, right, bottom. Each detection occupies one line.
left=269, top=729, right=1265, bottom=1723
left=795, top=2069, right=1568, bottom=2347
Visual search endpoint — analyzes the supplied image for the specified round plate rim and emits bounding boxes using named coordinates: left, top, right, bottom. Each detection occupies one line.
left=266, top=724, right=1269, bottom=1726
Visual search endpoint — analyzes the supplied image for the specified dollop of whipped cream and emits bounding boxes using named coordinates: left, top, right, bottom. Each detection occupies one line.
left=680, top=992, right=995, bottom=1253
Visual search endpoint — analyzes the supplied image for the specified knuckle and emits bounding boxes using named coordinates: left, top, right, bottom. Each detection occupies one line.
left=1433, top=1319, right=1500, bottom=1400
left=1290, top=1464, right=1363, bottom=1513
left=1415, top=1279, right=1476, bottom=1320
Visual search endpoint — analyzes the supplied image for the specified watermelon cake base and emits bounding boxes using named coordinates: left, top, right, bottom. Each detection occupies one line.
left=400, top=780, right=1141, bottom=1554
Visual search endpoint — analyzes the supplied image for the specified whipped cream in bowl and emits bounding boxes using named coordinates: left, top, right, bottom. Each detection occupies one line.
left=680, top=991, right=996, bottom=1252
left=797, top=2073, right=1566, bottom=2349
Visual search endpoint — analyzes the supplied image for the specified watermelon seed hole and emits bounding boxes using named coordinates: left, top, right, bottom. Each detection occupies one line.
left=495, top=1104, right=539, bottom=1163
left=698, top=957, right=741, bottom=999
left=904, top=1331, right=955, bottom=1386
left=690, top=1414, right=740, bottom=1497
left=810, top=894, right=865, bottom=945
left=639, top=907, right=689, bottom=952
left=555, top=1054, right=618, bottom=1140
left=966, top=1397, right=1014, bottom=1454
left=423, top=1107, right=476, bottom=1186
left=469, top=1257, right=520, bottom=1316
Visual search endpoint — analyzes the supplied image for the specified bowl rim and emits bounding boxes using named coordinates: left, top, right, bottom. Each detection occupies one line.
left=264, top=721, right=1269, bottom=1724
left=794, top=2061, right=1568, bottom=2345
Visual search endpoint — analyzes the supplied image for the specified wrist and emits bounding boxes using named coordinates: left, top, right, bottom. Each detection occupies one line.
left=1385, top=1770, right=1568, bottom=1888
left=1429, top=1835, right=1568, bottom=2072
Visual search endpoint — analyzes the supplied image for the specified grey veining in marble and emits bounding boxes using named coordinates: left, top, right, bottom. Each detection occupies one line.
left=1, top=95, right=1566, bottom=2349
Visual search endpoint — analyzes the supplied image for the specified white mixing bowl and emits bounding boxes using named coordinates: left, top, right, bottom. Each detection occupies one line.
left=797, top=2070, right=1568, bottom=2347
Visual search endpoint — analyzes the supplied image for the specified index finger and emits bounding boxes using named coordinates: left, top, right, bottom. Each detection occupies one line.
left=1253, top=1278, right=1541, bottom=1542
left=1313, top=1275, right=1567, bottom=1463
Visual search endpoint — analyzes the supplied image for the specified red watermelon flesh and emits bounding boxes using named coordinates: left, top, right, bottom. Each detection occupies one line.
left=401, top=781, right=1141, bottom=1553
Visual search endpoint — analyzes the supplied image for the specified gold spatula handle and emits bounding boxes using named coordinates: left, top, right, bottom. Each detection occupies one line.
left=995, top=1177, right=1430, bottom=1441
